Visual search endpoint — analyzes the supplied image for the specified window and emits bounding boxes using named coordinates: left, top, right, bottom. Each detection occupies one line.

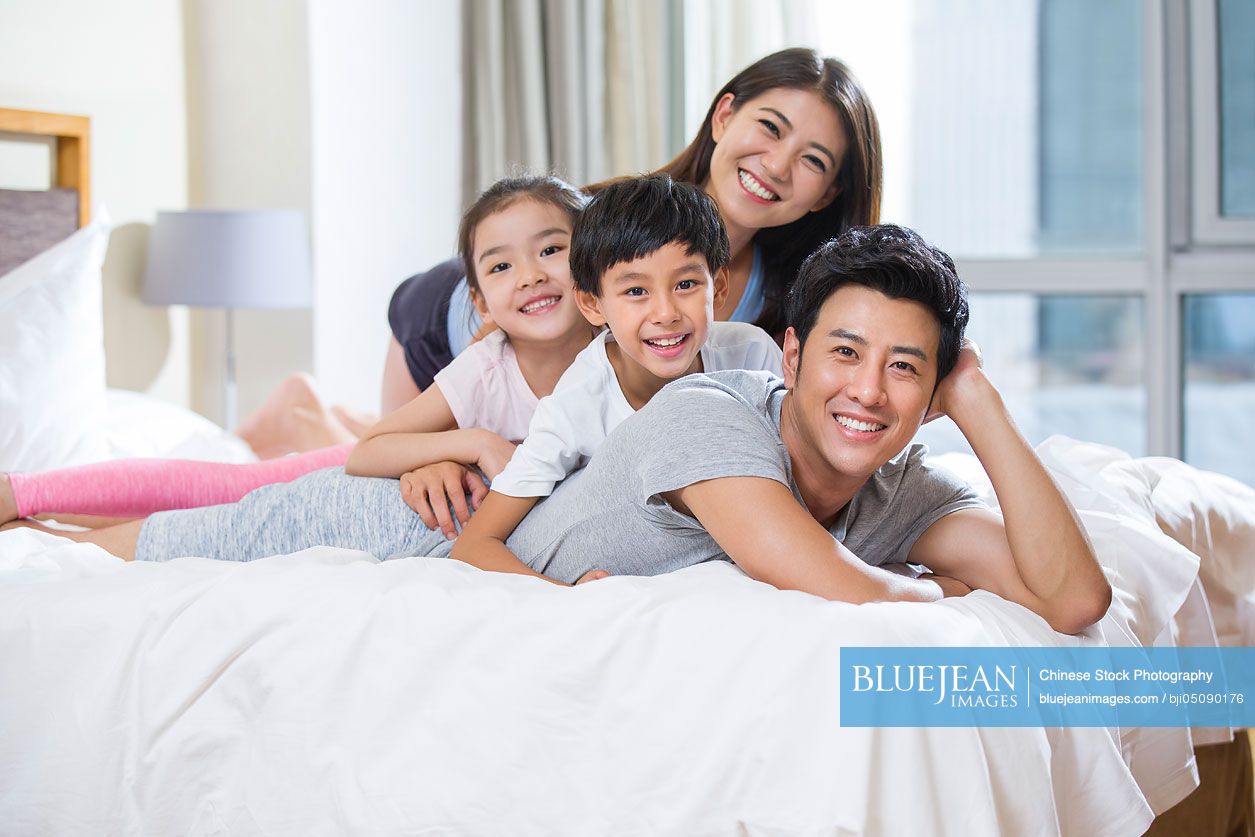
left=813, top=0, right=1142, bottom=258
left=802, top=0, right=1255, bottom=483
left=1182, top=294, right=1255, bottom=485
left=1190, top=0, right=1255, bottom=241
left=1218, top=0, right=1255, bottom=218
left=914, top=295, right=1145, bottom=456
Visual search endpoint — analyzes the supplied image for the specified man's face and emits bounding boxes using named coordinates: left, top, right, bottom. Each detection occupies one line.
left=576, top=241, right=728, bottom=383
left=782, top=284, right=940, bottom=482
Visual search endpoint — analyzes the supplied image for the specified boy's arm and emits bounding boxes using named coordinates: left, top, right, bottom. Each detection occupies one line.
left=666, top=478, right=971, bottom=603
left=907, top=343, right=1112, bottom=634
left=449, top=491, right=562, bottom=583
left=449, top=365, right=619, bottom=582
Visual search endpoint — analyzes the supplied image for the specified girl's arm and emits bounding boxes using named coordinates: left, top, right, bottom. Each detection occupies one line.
left=345, top=385, right=511, bottom=479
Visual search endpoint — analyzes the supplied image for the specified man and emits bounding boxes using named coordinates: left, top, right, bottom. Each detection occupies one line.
left=453, top=223, right=1112, bottom=635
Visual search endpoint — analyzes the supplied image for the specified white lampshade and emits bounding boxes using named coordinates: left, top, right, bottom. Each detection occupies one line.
left=143, top=209, right=312, bottom=309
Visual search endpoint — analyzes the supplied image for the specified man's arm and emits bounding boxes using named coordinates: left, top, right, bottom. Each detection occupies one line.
left=666, top=477, right=970, bottom=603
left=911, top=343, right=1112, bottom=634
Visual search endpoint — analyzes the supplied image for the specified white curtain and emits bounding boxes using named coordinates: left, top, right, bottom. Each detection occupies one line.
left=680, top=0, right=818, bottom=139
left=604, top=0, right=673, bottom=176
left=461, top=0, right=810, bottom=204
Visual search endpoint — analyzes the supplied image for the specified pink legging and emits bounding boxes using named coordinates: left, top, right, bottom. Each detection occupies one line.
left=9, top=443, right=354, bottom=518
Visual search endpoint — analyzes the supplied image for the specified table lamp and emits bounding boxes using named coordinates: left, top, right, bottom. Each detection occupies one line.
left=143, top=209, right=312, bottom=429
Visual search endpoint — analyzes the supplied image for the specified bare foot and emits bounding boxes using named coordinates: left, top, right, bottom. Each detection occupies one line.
left=0, top=473, right=17, bottom=525
left=1, top=518, right=143, bottom=560
left=1, top=518, right=48, bottom=533
left=329, top=405, right=378, bottom=437
left=33, top=513, right=141, bottom=529
left=234, top=373, right=358, bottom=459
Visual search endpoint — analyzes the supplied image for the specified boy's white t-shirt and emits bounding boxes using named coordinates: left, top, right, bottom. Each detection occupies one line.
left=432, top=329, right=539, bottom=442
left=490, top=321, right=783, bottom=498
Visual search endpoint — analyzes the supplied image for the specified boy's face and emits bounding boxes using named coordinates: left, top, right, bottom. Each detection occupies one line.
left=782, top=284, right=940, bottom=482
left=576, top=241, right=729, bottom=383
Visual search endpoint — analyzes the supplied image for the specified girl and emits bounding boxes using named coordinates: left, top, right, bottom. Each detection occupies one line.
left=1, top=175, right=595, bottom=543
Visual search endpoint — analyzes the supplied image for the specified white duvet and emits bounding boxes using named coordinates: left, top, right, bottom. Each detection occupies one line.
left=1, top=535, right=1156, bottom=837
left=1, top=402, right=1250, bottom=836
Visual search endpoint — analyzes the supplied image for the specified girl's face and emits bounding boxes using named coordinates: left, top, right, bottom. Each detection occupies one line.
left=469, top=199, right=585, bottom=344
left=704, top=87, right=846, bottom=239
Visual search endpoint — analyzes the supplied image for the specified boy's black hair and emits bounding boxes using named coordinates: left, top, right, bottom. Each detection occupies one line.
left=569, top=173, right=730, bottom=295
left=785, top=224, right=969, bottom=382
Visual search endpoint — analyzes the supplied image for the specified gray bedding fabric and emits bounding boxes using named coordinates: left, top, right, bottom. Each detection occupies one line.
left=0, top=188, right=80, bottom=277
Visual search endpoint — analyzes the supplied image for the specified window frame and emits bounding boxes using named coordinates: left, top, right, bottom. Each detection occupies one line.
left=950, top=0, right=1169, bottom=456
left=953, top=0, right=1255, bottom=467
left=1188, top=0, right=1255, bottom=243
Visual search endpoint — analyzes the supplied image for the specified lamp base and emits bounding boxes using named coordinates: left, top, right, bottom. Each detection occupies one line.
left=224, top=307, right=237, bottom=431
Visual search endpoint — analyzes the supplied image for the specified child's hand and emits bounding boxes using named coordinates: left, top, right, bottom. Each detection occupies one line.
left=474, top=431, right=518, bottom=481
left=575, top=569, right=610, bottom=585
left=400, top=461, right=490, bottom=539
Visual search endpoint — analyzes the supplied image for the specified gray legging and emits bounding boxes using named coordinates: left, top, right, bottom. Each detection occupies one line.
left=136, top=467, right=458, bottom=563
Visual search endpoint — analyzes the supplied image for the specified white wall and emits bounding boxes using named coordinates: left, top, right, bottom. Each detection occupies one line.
left=2, top=0, right=462, bottom=422
left=183, top=0, right=315, bottom=425
left=186, top=0, right=462, bottom=420
left=0, top=0, right=190, bottom=404
left=307, top=0, right=463, bottom=412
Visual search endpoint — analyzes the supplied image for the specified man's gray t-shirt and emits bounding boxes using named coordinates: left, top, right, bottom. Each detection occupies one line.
left=505, top=370, right=986, bottom=584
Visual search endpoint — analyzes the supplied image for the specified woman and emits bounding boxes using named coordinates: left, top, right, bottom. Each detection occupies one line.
left=241, top=47, right=882, bottom=454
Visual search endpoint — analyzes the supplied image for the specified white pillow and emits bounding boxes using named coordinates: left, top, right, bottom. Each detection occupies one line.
left=100, top=389, right=256, bottom=463
left=0, top=215, right=111, bottom=471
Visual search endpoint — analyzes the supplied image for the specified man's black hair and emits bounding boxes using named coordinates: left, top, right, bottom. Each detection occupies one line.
left=569, top=173, right=730, bottom=295
left=785, top=224, right=969, bottom=382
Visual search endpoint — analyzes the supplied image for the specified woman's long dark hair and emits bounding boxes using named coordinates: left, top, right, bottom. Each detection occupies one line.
left=595, top=48, right=883, bottom=338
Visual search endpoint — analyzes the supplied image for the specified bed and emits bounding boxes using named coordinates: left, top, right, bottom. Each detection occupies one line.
left=2, top=107, right=1254, bottom=836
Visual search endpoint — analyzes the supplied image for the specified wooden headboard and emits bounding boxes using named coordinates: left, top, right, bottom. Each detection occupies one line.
left=0, top=107, right=92, bottom=227
left=0, top=105, right=181, bottom=398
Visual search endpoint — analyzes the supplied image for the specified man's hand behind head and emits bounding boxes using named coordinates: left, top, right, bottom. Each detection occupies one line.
left=924, top=338, right=988, bottom=425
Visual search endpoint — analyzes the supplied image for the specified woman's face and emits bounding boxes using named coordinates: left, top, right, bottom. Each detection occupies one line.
left=704, top=87, right=846, bottom=239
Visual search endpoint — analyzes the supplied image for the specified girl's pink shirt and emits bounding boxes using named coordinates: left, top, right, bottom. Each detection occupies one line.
left=432, top=330, right=540, bottom=442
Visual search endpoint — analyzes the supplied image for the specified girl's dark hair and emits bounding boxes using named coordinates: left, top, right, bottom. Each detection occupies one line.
left=786, top=224, right=969, bottom=383
left=457, top=175, right=589, bottom=293
left=591, top=48, right=882, bottom=337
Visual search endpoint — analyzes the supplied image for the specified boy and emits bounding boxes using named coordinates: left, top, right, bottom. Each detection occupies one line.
left=452, top=224, right=1111, bottom=634
left=452, top=174, right=781, bottom=569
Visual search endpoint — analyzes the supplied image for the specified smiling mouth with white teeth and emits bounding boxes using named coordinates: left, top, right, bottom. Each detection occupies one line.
left=519, top=296, right=561, bottom=314
left=738, top=169, right=780, bottom=202
left=834, top=414, right=887, bottom=433
left=643, top=334, right=690, bottom=355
